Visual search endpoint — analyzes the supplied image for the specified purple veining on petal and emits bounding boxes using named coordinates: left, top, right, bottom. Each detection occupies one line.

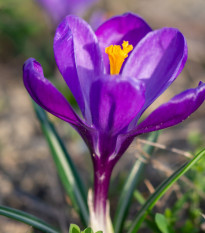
left=123, top=28, right=187, bottom=108
left=89, top=75, right=145, bottom=135
left=123, top=27, right=188, bottom=129
left=54, top=15, right=104, bottom=122
left=95, top=12, right=152, bottom=74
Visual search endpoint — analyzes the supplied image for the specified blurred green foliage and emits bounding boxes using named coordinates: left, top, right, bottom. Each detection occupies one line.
left=160, top=156, right=205, bottom=233
left=188, top=131, right=205, bottom=153
left=0, top=0, right=78, bottom=108
left=0, top=0, right=54, bottom=76
left=126, top=153, right=205, bottom=233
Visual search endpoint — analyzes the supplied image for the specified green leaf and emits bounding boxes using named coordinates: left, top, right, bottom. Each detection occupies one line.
left=155, top=213, right=169, bottom=233
left=82, top=227, right=94, bottom=233
left=33, top=102, right=89, bottom=226
left=127, top=147, right=205, bottom=233
left=0, top=205, right=60, bottom=233
left=69, top=224, right=81, bottom=233
left=68, top=225, right=102, bottom=233
left=114, top=131, right=160, bottom=233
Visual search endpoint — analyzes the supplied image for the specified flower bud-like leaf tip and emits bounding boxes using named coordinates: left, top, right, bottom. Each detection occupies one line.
left=105, top=41, right=133, bottom=75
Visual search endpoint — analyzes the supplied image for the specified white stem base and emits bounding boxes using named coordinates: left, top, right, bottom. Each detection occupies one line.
left=88, top=190, right=114, bottom=233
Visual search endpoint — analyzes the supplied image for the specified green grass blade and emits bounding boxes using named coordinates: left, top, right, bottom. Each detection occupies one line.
left=114, top=131, right=160, bottom=233
left=0, top=205, right=60, bottom=233
left=128, top=147, right=205, bottom=233
left=33, top=102, right=89, bottom=226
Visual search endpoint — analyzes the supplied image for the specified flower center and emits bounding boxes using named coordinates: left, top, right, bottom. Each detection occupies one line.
left=105, top=41, right=133, bottom=75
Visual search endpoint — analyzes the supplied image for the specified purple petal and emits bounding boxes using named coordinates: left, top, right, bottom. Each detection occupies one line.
left=95, top=13, right=152, bottom=74
left=36, top=0, right=72, bottom=23
left=89, top=10, right=108, bottom=30
left=36, top=0, right=98, bottom=23
left=54, top=15, right=103, bottom=121
left=90, top=75, right=145, bottom=135
left=23, top=58, right=82, bottom=126
left=123, top=28, right=188, bottom=112
left=131, top=82, right=205, bottom=136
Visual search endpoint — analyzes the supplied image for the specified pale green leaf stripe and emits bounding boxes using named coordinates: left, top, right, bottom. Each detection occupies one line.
left=33, top=103, right=89, bottom=226
left=114, top=131, right=159, bottom=233
left=128, top=147, right=205, bottom=233
left=0, top=206, right=60, bottom=233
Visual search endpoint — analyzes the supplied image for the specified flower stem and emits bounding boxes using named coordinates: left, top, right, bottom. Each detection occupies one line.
left=90, top=158, right=113, bottom=233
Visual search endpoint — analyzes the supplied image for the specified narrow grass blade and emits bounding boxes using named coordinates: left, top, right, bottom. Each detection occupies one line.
left=128, top=148, right=205, bottom=233
left=0, top=205, right=60, bottom=233
left=33, top=102, right=89, bottom=226
left=114, top=131, right=160, bottom=233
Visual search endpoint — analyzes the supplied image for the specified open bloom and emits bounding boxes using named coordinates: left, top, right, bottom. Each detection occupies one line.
left=35, top=0, right=98, bottom=23
left=23, top=13, right=205, bottom=232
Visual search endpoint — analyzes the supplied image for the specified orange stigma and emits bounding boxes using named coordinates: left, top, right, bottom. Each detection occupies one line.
left=105, top=41, right=133, bottom=75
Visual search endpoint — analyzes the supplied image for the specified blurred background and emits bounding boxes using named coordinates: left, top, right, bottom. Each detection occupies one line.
left=0, top=0, right=205, bottom=232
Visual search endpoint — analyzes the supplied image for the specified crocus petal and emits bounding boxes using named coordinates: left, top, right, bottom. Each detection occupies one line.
left=95, top=12, right=152, bottom=73
left=89, top=10, right=108, bottom=30
left=23, top=58, right=82, bottom=126
left=36, top=0, right=98, bottom=23
left=54, top=15, right=103, bottom=121
left=36, top=0, right=71, bottom=23
left=123, top=28, right=188, bottom=112
left=90, top=75, right=145, bottom=135
left=131, top=82, right=205, bottom=136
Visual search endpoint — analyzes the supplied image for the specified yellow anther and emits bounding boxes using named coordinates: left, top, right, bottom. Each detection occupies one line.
left=105, top=41, right=133, bottom=75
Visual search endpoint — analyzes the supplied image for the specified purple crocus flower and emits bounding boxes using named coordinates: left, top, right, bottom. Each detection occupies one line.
left=35, top=0, right=98, bottom=23
left=23, top=13, right=205, bottom=232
